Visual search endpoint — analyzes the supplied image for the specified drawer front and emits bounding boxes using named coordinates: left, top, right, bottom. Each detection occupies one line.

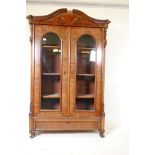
left=36, top=120, right=100, bottom=131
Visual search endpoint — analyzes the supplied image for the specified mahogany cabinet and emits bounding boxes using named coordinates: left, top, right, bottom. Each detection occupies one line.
left=27, top=8, right=110, bottom=138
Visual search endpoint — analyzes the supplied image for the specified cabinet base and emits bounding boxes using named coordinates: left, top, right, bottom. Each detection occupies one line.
left=30, top=130, right=36, bottom=138
left=29, top=117, right=105, bottom=138
left=98, top=129, right=105, bottom=138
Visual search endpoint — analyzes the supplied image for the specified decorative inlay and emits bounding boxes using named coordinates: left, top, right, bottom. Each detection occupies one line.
left=27, top=8, right=111, bottom=28
left=71, top=16, right=80, bottom=24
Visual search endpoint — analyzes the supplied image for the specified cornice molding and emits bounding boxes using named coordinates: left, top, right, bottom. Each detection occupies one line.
left=27, top=8, right=111, bottom=28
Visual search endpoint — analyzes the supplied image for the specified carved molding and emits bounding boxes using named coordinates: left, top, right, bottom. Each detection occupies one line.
left=104, top=28, right=108, bottom=48
left=27, top=8, right=111, bottom=28
left=28, top=22, right=33, bottom=43
left=29, top=102, right=33, bottom=117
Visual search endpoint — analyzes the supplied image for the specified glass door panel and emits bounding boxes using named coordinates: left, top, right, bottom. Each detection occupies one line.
left=76, top=34, right=96, bottom=111
left=41, top=33, right=61, bottom=110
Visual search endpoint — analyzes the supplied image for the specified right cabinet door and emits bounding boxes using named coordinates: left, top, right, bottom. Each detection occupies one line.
left=70, top=27, right=103, bottom=117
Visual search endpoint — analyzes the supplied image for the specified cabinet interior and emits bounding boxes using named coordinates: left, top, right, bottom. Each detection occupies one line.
left=41, top=33, right=61, bottom=110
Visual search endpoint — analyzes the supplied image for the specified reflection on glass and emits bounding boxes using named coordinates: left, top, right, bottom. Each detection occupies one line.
left=76, top=34, right=96, bottom=111
left=41, top=33, right=61, bottom=110
left=90, top=50, right=96, bottom=61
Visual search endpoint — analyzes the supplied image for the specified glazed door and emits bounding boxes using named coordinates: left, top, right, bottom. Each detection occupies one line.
left=34, top=25, right=69, bottom=117
left=70, top=27, right=103, bottom=117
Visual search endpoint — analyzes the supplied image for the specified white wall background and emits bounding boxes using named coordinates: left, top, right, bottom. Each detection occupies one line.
left=26, top=3, right=129, bottom=132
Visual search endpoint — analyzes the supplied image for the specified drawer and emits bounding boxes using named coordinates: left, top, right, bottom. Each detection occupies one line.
left=36, top=120, right=100, bottom=131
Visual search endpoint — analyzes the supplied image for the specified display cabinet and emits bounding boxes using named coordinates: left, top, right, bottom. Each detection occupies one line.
left=27, top=8, right=110, bottom=137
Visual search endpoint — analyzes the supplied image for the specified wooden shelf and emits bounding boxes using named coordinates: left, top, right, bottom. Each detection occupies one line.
left=42, top=45, right=61, bottom=48
left=80, top=51, right=91, bottom=54
left=77, top=74, right=95, bottom=77
left=78, top=47, right=96, bottom=50
left=78, top=47, right=96, bottom=54
left=42, top=73, right=60, bottom=76
left=42, top=94, right=60, bottom=98
left=76, top=94, right=94, bottom=98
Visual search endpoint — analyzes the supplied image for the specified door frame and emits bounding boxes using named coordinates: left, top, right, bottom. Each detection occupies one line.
left=33, top=25, right=70, bottom=117
left=69, top=27, right=103, bottom=117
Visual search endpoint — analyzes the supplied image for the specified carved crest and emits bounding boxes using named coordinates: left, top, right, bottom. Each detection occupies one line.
left=27, top=8, right=110, bottom=28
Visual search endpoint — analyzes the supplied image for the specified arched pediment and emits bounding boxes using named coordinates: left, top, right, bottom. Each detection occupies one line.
left=27, top=8, right=110, bottom=28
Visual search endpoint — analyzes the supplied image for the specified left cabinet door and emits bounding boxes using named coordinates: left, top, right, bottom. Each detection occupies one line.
left=33, top=25, right=69, bottom=117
